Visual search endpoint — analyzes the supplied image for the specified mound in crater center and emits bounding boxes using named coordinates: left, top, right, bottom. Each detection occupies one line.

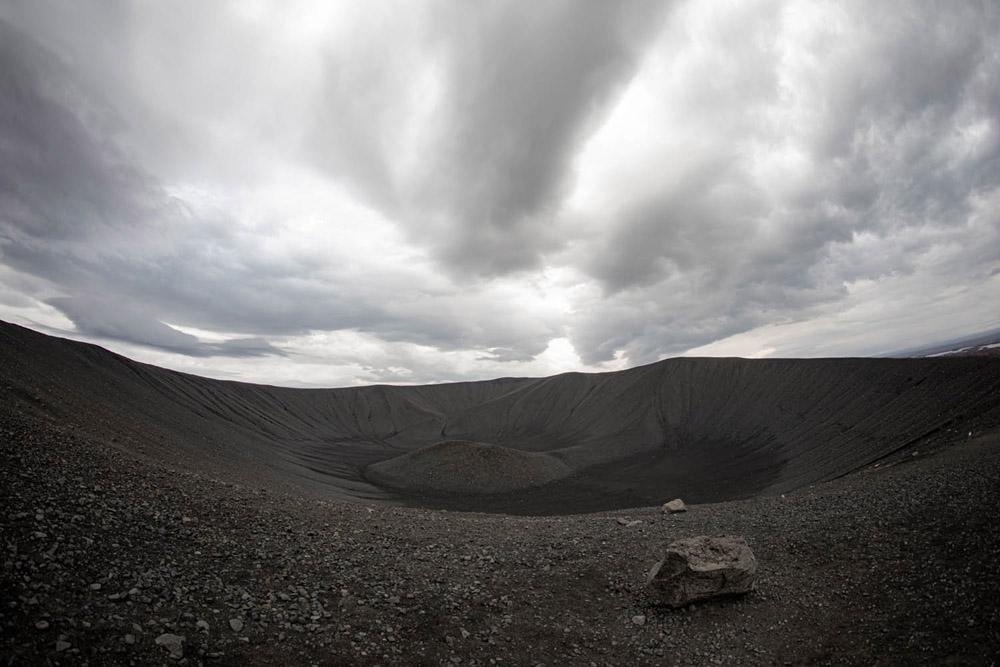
left=365, top=440, right=572, bottom=496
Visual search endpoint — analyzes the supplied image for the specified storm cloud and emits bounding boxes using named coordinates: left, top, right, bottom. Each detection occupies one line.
left=0, top=1, right=998, bottom=386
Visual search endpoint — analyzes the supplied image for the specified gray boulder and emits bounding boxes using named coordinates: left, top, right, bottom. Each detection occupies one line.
left=646, top=535, right=756, bottom=607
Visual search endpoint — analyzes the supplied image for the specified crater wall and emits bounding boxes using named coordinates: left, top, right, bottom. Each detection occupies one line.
left=3, top=320, right=998, bottom=513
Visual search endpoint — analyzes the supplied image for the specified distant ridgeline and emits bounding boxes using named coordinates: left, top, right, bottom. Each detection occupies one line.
left=2, top=320, right=999, bottom=514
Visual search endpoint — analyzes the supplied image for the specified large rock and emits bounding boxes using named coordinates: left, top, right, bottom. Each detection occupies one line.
left=662, top=498, right=687, bottom=513
left=646, top=536, right=756, bottom=607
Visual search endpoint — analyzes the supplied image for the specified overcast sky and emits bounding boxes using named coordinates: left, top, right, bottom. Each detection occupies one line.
left=1, top=1, right=998, bottom=387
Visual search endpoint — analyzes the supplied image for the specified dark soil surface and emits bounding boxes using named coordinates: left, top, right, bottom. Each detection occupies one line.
left=3, top=321, right=1000, bottom=664
left=4, top=389, right=1000, bottom=665
left=365, top=441, right=572, bottom=496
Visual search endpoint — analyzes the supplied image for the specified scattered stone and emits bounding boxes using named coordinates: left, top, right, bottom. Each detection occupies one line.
left=229, top=618, right=244, bottom=632
left=632, top=614, right=646, bottom=626
left=155, top=633, right=185, bottom=659
left=197, top=619, right=210, bottom=632
left=35, top=620, right=50, bottom=630
left=125, top=633, right=136, bottom=645
left=55, top=640, right=71, bottom=652
left=662, top=498, right=687, bottom=513
left=616, top=517, right=642, bottom=527
left=89, top=582, right=101, bottom=591
left=647, top=535, right=757, bottom=607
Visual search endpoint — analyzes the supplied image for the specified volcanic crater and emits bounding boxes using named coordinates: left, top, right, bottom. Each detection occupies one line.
left=2, top=320, right=998, bottom=514
left=4, top=320, right=1000, bottom=665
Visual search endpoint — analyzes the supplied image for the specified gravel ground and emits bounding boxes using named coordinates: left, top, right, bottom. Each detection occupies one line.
left=3, top=405, right=1000, bottom=666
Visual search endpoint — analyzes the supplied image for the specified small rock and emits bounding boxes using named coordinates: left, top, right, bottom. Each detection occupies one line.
left=89, top=582, right=101, bottom=591
left=197, top=620, right=210, bottom=632
left=55, top=640, right=71, bottom=652
left=155, top=633, right=185, bottom=659
left=632, top=614, right=646, bottom=626
left=616, top=518, right=642, bottom=527
left=662, top=499, right=687, bottom=514
left=35, top=620, right=50, bottom=631
left=124, top=634, right=136, bottom=645
left=229, top=618, right=243, bottom=632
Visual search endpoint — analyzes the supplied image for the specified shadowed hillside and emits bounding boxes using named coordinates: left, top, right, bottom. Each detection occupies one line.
left=2, top=320, right=999, bottom=514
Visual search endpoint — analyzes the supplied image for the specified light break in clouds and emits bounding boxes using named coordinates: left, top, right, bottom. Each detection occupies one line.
left=1, top=0, right=998, bottom=386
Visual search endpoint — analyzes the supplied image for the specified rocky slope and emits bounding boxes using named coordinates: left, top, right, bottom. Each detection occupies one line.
left=2, top=394, right=999, bottom=665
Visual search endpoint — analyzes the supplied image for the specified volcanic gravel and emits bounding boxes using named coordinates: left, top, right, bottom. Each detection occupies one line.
left=3, top=402, right=1000, bottom=666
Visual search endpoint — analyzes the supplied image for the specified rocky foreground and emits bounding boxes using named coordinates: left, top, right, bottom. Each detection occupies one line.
left=3, top=404, right=1000, bottom=666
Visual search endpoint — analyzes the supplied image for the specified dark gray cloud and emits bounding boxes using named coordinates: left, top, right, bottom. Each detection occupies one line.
left=49, top=295, right=284, bottom=358
left=0, top=15, right=559, bottom=361
left=571, top=0, right=1000, bottom=364
left=0, top=1, right=998, bottom=382
left=310, top=0, right=668, bottom=275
